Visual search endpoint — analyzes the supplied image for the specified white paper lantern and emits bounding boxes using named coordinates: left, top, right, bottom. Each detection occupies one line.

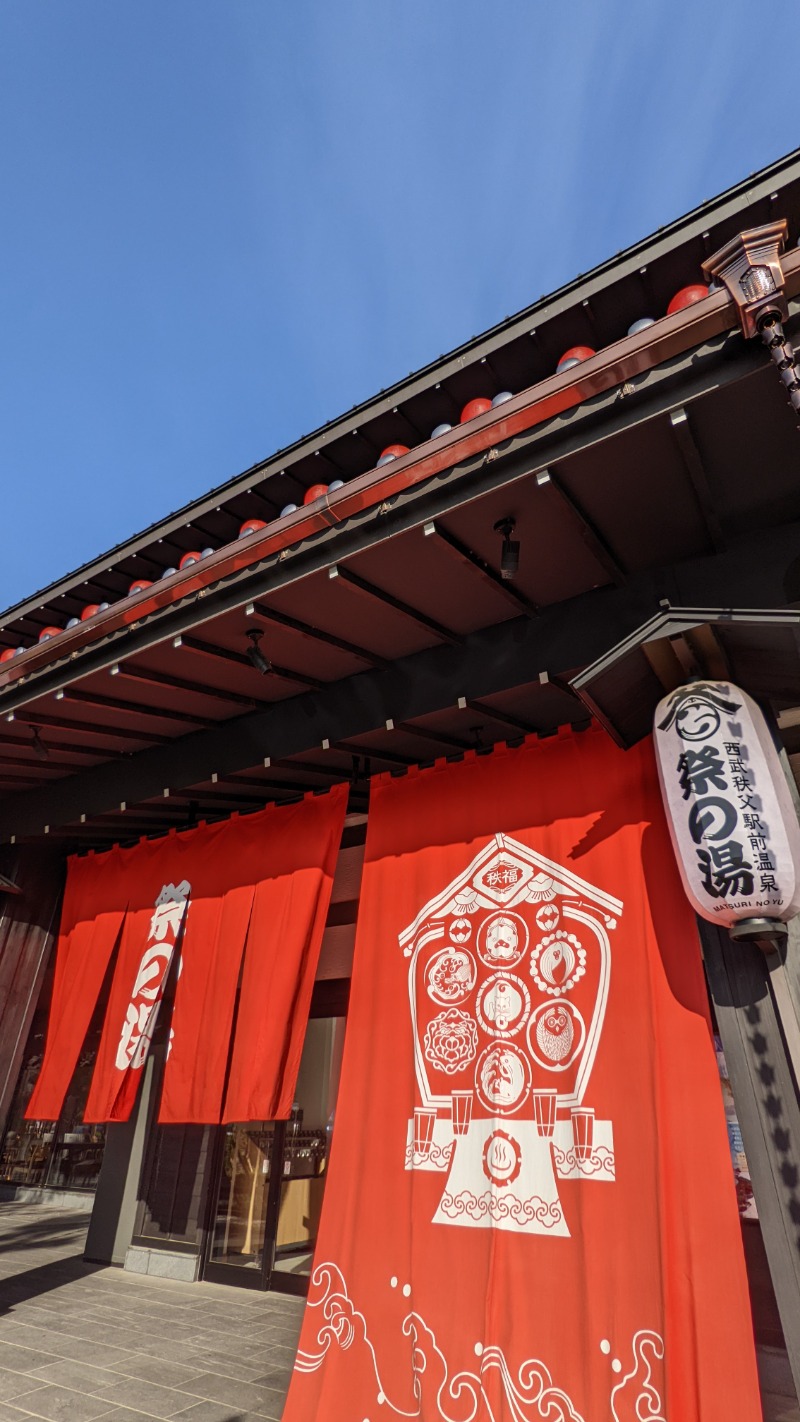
left=653, top=680, right=800, bottom=940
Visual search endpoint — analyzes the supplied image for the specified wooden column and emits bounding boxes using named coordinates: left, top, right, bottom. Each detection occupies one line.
left=0, top=845, right=65, bottom=1137
left=699, top=919, right=800, bottom=1393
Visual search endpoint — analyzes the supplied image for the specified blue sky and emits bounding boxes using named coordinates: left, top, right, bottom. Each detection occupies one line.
left=2, top=1, right=800, bottom=611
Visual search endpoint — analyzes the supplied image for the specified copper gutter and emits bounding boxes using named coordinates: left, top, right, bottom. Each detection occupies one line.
left=5, top=248, right=800, bottom=693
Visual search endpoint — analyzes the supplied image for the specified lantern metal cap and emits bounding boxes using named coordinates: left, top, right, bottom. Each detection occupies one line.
left=702, top=220, right=789, bottom=339
left=728, top=916, right=788, bottom=952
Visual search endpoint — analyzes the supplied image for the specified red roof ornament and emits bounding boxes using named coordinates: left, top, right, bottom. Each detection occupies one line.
left=303, top=483, right=329, bottom=504
left=556, top=346, right=595, bottom=374
left=238, top=519, right=267, bottom=539
left=666, top=285, right=708, bottom=316
left=377, top=445, right=410, bottom=467
left=460, top=398, right=492, bottom=423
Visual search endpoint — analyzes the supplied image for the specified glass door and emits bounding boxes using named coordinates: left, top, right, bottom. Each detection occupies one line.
left=203, top=989, right=348, bottom=1292
left=204, top=1124, right=275, bottom=1287
left=270, top=1014, right=345, bottom=1293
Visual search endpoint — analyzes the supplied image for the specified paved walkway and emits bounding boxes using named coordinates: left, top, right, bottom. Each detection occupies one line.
left=0, top=1203, right=797, bottom=1421
left=0, top=1206, right=303, bottom=1422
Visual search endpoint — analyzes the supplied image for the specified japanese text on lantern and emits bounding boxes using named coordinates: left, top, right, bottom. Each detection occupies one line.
left=114, top=880, right=191, bottom=1072
left=653, top=681, right=800, bottom=927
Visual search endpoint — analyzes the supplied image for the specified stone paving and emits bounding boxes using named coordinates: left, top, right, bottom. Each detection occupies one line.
left=0, top=1205, right=303, bottom=1422
left=0, top=1202, right=797, bottom=1421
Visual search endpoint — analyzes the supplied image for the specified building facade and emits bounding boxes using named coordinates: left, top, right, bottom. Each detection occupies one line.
left=0, top=151, right=799, bottom=1404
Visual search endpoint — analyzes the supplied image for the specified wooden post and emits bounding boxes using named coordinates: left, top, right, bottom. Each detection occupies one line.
left=698, top=918, right=800, bottom=1394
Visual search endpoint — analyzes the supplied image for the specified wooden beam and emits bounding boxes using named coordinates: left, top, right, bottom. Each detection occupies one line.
left=385, top=719, right=473, bottom=752
left=111, top=661, right=259, bottom=709
left=176, top=633, right=323, bottom=692
left=3, top=528, right=800, bottom=841
left=328, top=565, right=460, bottom=644
left=423, top=521, right=539, bottom=615
left=457, top=696, right=539, bottom=736
left=6, top=710, right=171, bottom=746
left=56, top=687, right=216, bottom=729
left=249, top=600, right=387, bottom=669
left=669, top=407, right=726, bottom=552
left=541, top=467, right=627, bottom=586
left=641, top=637, right=686, bottom=692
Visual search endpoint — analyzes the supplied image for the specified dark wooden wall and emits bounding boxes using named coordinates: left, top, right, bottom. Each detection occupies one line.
left=133, top=1123, right=216, bottom=1251
left=700, top=919, right=800, bottom=1393
left=0, top=845, right=65, bottom=1137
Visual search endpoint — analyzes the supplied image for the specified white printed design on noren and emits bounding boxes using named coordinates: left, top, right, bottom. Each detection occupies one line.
left=400, top=834, right=621, bottom=1235
left=115, top=880, right=190, bottom=1072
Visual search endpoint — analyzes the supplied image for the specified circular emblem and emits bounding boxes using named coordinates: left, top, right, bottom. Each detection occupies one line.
left=535, top=904, right=560, bottom=932
left=476, top=973, right=530, bottom=1037
left=477, top=912, right=528, bottom=969
left=475, top=1042, right=531, bottom=1115
left=427, top=948, right=477, bottom=1005
left=530, top=931, right=586, bottom=996
left=482, top=1129, right=521, bottom=1188
left=424, top=1009, right=479, bottom=1075
left=449, top=917, right=473, bottom=945
left=528, top=1000, right=585, bottom=1072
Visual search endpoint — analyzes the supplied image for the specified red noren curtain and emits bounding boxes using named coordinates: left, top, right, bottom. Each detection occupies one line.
left=28, top=784, right=347, bottom=1126
left=283, top=730, right=761, bottom=1422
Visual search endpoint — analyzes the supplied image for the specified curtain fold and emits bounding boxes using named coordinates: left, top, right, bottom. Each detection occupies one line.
left=222, top=790, right=349, bottom=1122
left=24, top=910, right=125, bottom=1122
left=283, top=730, right=761, bottom=1422
left=157, top=884, right=254, bottom=1125
left=25, top=848, right=132, bottom=1122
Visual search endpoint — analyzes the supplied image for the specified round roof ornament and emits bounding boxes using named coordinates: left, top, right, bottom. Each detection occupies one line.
left=666, top=284, right=708, bottom=316
left=460, top=398, right=492, bottom=423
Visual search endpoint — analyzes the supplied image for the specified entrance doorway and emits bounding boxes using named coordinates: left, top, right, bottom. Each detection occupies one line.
left=203, top=981, right=348, bottom=1293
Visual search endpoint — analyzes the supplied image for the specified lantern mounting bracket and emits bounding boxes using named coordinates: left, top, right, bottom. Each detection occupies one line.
left=703, top=220, right=800, bottom=422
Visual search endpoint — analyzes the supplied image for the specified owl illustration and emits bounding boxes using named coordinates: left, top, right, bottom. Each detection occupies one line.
left=536, top=1006, right=574, bottom=1063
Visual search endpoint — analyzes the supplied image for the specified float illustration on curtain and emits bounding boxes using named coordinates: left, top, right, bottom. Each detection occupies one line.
left=26, top=784, right=347, bottom=1125
left=283, top=730, right=761, bottom=1422
left=403, top=832, right=619, bottom=1236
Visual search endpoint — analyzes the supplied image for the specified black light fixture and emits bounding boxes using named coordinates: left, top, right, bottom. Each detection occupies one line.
left=493, top=516, right=520, bottom=581
left=245, top=629, right=271, bottom=676
left=30, top=725, right=49, bottom=761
